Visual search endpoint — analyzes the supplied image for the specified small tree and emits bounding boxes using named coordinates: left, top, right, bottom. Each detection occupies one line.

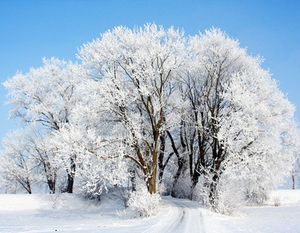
left=0, top=129, right=62, bottom=194
left=0, top=131, right=34, bottom=194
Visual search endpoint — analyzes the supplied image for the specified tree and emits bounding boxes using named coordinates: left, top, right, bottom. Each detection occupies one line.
left=28, top=129, right=60, bottom=193
left=3, top=58, right=88, bottom=193
left=78, top=24, right=186, bottom=194
left=0, top=130, right=34, bottom=194
left=187, top=28, right=252, bottom=203
left=184, top=28, right=298, bottom=210
left=50, top=124, right=129, bottom=197
left=0, top=129, right=61, bottom=194
left=166, top=28, right=251, bottom=201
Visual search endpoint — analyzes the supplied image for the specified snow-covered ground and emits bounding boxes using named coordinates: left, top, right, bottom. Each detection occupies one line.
left=0, top=190, right=300, bottom=233
left=203, top=190, right=300, bottom=233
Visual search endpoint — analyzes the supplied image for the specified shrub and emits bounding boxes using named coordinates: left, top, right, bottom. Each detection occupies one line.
left=127, top=186, right=161, bottom=217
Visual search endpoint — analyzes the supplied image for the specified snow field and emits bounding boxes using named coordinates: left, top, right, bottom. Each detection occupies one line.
left=0, top=190, right=300, bottom=233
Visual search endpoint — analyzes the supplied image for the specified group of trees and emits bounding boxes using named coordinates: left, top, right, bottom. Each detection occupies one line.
left=1, top=24, right=299, bottom=213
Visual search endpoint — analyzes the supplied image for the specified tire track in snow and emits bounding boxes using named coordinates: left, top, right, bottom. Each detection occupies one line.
left=143, top=196, right=205, bottom=233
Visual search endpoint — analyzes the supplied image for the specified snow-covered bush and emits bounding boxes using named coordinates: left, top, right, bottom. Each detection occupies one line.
left=127, top=186, right=161, bottom=217
left=214, top=176, right=244, bottom=214
left=272, top=196, right=281, bottom=207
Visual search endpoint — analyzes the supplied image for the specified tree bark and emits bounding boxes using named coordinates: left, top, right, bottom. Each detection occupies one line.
left=130, top=169, right=137, bottom=192
left=47, top=179, right=56, bottom=194
left=158, top=133, right=166, bottom=183
left=171, top=157, right=184, bottom=197
left=148, top=149, right=158, bottom=194
left=208, top=171, right=219, bottom=209
left=292, top=171, right=295, bottom=190
left=65, top=157, right=76, bottom=193
left=148, top=170, right=157, bottom=194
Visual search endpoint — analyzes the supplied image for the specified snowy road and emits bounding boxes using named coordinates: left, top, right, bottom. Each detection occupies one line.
left=0, top=195, right=205, bottom=233
left=142, top=197, right=205, bottom=233
left=97, top=196, right=205, bottom=233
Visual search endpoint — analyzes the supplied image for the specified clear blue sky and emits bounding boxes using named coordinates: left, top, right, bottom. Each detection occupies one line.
left=1, top=0, right=300, bottom=146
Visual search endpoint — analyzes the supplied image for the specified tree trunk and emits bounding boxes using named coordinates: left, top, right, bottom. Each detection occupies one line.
left=130, top=169, right=137, bottom=192
left=292, top=171, right=295, bottom=190
left=171, top=157, right=184, bottom=197
left=45, top=163, right=56, bottom=194
left=190, top=151, right=203, bottom=193
left=148, top=174, right=156, bottom=194
left=208, top=171, right=219, bottom=209
left=66, top=173, right=74, bottom=193
left=26, top=181, right=32, bottom=194
left=148, top=155, right=157, bottom=194
left=158, top=134, right=166, bottom=183
left=47, top=179, right=56, bottom=194
left=65, top=157, right=76, bottom=193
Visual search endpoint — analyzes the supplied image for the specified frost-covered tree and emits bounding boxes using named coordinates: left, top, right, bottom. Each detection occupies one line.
left=0, top=129, right=61, bottom=194
left=180, top=28, right=299, bottom=211
left=0, top=130, right=35, bottom=194
left=168, top=28, right=251, bottom=201
left=28, top=129, right=60, bottom=193
left=187, top=29, right=253, bottom=204
left=3, top=58, right=88, bottom=193
left=219, top=67, right=298, bottom=202
left=49, top=122, right=130, bottom=197
left=78, top=24, right=186, bottom=194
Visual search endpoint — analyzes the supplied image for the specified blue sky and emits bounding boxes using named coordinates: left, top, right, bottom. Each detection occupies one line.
left=1, top=0, right=300, bottom=145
